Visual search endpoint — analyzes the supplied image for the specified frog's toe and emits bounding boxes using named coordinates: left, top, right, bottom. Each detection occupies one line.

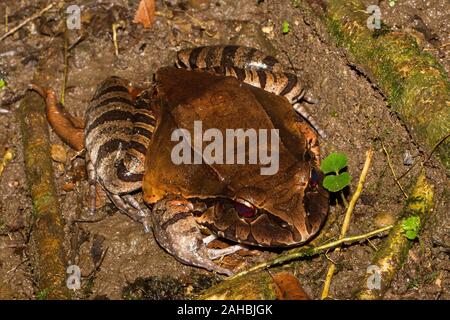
left=108, top=193, right=151, bottom=227
left=206, top=245, right=245, bottom=260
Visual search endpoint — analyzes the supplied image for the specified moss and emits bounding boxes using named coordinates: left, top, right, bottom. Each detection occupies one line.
left=325, top=0, right=450, bottom=169
left=356, top=173, right=434, bottom=299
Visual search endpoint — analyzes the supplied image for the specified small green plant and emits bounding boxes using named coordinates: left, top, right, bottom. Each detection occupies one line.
left=0, top=78, right=6, bottom=89
left=292, top=0, right=301, bottom=8
left=36, top=287, right=52, bottom=300
left=402, top=216, right=420, bottom=240
left=329, top=110, right=338, bottom=117
left=282, top=20, right=290, bottom=34
left=320, top=152, right=351, bottom=192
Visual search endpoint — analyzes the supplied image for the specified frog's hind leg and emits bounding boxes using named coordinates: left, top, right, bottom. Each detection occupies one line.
left=84, top=77, right=153, bottom=226
left=175, top=46, right=327, bottom=138
left=293, top=102, right=327, bottom=139
left=108, top=193, right=152, bottom=232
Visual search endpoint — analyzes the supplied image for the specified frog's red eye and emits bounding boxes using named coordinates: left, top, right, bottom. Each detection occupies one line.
left=309, top=168, right=319, bottom=188
left=234, top=200, right=256, bottom=218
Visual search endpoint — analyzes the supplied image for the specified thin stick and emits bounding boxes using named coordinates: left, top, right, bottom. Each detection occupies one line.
left=0, top=3, right=56, bottom=42
left=321, top=149, right=374, bottom=299
left=227, top=225, right=393, bottom=281
left=381, top=141, right=408, bottom=198
left=112, top=23, right=120, bottom=57
left=340, top=192, right=349, bottom=208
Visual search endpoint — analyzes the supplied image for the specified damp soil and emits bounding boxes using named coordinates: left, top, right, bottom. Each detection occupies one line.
left=0, top=0, right=448, bottom=300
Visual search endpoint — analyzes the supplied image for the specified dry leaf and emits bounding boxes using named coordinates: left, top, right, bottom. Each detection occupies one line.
left=272, top=272, right=310, bottom=300
left=133, top=0, right=156, bottom=28
left=51, top=144, right=67, bottom=163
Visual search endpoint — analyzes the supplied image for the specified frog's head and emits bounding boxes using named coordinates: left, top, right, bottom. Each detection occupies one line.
left=143, top=67, right=329, bottom=247
left=195, top=152, right=329, bottom=247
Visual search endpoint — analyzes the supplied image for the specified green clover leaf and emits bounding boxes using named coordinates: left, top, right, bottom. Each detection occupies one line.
left=320, top=152, right=348, bottom=174
left=323, top=172, right=351, bottom=193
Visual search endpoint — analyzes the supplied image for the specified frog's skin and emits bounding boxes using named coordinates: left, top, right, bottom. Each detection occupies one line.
left=34, top=45, right=329, bottom=275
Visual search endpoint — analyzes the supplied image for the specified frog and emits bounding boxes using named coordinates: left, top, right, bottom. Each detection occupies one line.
left=32, top=45, right=329, bottom=275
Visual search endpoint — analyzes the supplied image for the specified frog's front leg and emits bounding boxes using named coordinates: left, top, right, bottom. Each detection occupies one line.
left=151, top=196, right=242, bottom=276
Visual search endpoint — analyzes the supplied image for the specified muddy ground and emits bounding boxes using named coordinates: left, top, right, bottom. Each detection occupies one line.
left=0, top=0, right=448, bottom=300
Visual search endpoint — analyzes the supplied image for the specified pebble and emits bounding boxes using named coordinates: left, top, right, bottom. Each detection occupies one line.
left=403, top=150, right=414, bottom=166
left=373, top=211, right=396, bottom=227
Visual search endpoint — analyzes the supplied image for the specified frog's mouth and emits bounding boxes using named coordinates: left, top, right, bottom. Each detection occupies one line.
left=193, top=168, right=329, bottom=247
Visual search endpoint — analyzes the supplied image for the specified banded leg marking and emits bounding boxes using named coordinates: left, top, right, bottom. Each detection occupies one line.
left=176, top=46, right=327, bottom=139
left=293, top=103, right=327, bottom=139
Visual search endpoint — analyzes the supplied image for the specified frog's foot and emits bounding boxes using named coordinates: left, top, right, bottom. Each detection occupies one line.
left=151, top=196, right=235, bottom=276
left=293, top=102, right=326, bottom=139
left=86, top=151, right=151, bottom=230
left=109, top=193, right=152, bottom=233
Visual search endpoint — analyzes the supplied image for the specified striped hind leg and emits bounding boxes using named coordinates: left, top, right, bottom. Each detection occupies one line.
left=87, top=150, right=152, bottom=230
left=84, top=77, right=155, bottom=230
left=175, top=45, right=326, bottom=138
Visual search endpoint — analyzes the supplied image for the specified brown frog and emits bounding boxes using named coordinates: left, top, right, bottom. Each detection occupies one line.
left=33, top=45, right=329, bottom=275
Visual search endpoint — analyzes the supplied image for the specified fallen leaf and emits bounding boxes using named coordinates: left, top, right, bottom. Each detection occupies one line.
left=133, top=0, right=156, bottom=28
left=272, top=272, right=310, bottom=300
left=51, top=144, right=67, bottom=163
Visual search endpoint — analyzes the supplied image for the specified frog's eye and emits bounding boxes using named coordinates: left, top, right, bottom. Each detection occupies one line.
left=309, top=168, right=320, bottom=188
left=234, top=199, right=257, bottom=218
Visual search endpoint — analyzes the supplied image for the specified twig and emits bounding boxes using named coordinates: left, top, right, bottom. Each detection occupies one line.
left=321, top=149, right=374, bottom=299
left=0, top=3, right=56, bottom=42
left=381, top=141, right=408, bottom=198
left=227, top=224, right=392, bottom=281
left=340, top=192, right=348, bottom=208
left=18, top=41, right=71, bottom=299
left=1, top=93, right=25, bottom=107
left=112, top=23, right=120, bottom=57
